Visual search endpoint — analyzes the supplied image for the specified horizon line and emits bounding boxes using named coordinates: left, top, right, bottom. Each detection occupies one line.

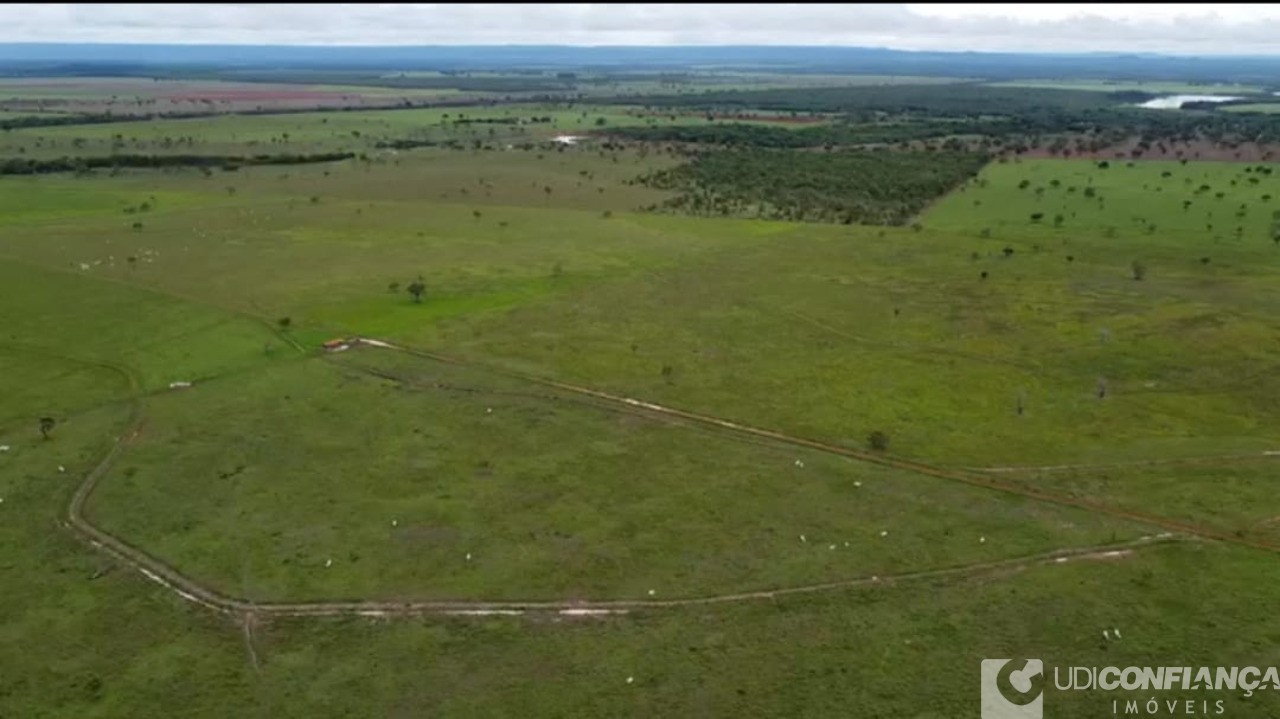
left=0, top=42, right=1277, bottom=60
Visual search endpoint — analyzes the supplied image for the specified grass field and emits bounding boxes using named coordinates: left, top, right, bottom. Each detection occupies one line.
left=85, top=347, right=1141, bottom=602
left=0, top=103, right=825, bottom=159
left=4, top=97, right=1280, bottom=717
left=1004, top=460, right=1280, bottom=546
left=421, top=158, right=1280, bottom=467
left=3, top=153, right=1277, bottom=465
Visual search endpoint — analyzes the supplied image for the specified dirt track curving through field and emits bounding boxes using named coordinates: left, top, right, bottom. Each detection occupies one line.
left=59, top=335, right=1280, bottom=621
left=65, top=444, right=1180, bottom=618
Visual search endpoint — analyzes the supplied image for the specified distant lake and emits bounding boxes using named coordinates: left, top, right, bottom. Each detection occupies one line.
left=1138, top=94, right=1244, bottom=110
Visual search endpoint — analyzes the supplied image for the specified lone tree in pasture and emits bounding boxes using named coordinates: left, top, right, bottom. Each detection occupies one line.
left=277, top=317, right=292, bottom=331
left=388, top=281, right=400, bottom=294
left=127, top=255, right=137, bottom=270
left=867, top=430, right=890, bottom=452
left=39, top=416, right=55, bottom=440
left=407, top=277, right=426, bottom=304
left=1131, top=261, right=1147, bottom=281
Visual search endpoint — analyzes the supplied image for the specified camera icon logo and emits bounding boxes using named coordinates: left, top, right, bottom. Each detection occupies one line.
left=981, top=659, right=1044, bottom=719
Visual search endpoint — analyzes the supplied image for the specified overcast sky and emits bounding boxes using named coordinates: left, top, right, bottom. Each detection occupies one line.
left=1, top=4, right=1278, bottom=55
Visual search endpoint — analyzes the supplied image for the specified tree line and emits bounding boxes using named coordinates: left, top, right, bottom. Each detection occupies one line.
left=603, top=84, right=1135, bottom=117
left=0, top=151, right=355, bottom=176
left=599, top=121, right=997, bottom=148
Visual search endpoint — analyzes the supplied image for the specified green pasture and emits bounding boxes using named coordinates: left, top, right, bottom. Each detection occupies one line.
left=0, top=104, right=817, bottom=159
left=1004, top=459, right=1280, bottom=546
left=86, top=347, right=1139, bottom=602
left=926, top=158, right=1279, bottom=245
left=3, top=125, right=1280, bottom=717
left=2, top=156, right=1278, bottom=471
left=419, top=156, right=1280, bottom=465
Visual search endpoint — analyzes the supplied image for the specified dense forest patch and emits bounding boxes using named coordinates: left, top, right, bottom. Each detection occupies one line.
left=633, top=148, right=989, bottom=225
left=601, top=121, right=1010, bottom=148
left=608, top=84, right=1135, bottom=117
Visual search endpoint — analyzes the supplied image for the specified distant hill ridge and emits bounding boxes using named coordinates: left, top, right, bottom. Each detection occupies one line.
left=0, top=43, right=1279, bottom=82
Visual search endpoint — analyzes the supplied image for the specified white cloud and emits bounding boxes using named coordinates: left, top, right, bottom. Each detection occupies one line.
left=0, top=4, right=1277, bottom=54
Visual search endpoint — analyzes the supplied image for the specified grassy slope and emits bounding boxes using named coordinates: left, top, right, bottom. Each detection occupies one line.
left=434, top=215, right=1280, bottom=464
left=1001, top=458, right=1280, bottom=544
left=3, top=137, right=1280, bottom=717
left=0, top=259, right=288, bottom=393
left=3, top=157, right=1278, bottom=470
left=0, top=257, right=284, bottom=718
left=1, top=345, right=1276, bottom=719
left=0, top=149, right=677, bottom=326
left=87, top=348, right=1140, bottom=602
